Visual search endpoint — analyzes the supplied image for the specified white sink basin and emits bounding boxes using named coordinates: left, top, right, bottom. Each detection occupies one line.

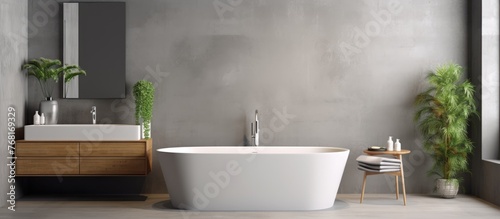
left=25, top=124, right=141, bottom=141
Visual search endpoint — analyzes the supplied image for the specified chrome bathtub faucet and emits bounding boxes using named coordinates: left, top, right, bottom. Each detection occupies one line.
left=251, top=110, right=259, bottom=146
left=91, top=106, right=97, bottom=124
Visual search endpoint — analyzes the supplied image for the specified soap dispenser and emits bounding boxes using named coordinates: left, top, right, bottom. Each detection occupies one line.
left=387, top=136, right=394, bottom=151
left=40, top=113, right=46, bottom=125
left=33, top=111, right=40, bottom=125
left=395, top=139, right=401, bottom=151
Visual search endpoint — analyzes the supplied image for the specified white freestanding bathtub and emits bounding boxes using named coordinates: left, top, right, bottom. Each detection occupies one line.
left=157, top=146, right=349, bottom=211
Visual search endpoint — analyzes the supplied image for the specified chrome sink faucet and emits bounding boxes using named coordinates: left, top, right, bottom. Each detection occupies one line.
left=251, top=110, right=259, bottom=146
left=91, top=106, right=96, bottom=124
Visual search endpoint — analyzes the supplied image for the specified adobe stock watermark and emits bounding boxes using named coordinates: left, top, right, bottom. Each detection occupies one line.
left=213, top=0, right=243, bottom=22
left=383, top=137, right=427, bottom=193
left=109, top=64, right=170, bottom=123
left=176, top=107, right=295, bottom=217
left=177, top=147, right=259, bottom=218
left=6, top=0, right=59, bottom=50
left=50, top=64, right=169, bottom=181
left=29, top=0, right=59, bottom=38
left=51, top=145, right=79, bottom=183
left=6, top=106, right=17, bottom=211
left=180, top=159, right=243, bottom=211
left=259, top=107, right=297, bottom=145
left=353, top=136, right=427, bottom=194
left=81, top=64, right=170, bottom=142
left=339, top=0, right=403, bottom=64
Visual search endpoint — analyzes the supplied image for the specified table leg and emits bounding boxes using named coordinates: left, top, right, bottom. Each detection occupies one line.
left=395, top=176, right=399, bottom=200
left=399, top=154, right=407, bottom=206
left=360, top=172, right=367, bottom=203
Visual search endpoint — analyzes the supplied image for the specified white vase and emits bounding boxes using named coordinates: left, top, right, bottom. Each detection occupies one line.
left=40, top=97, right=58, bottom=124
left=141, top=121, right=151, bottom=139
left=387, top=136, right=394, bottom=151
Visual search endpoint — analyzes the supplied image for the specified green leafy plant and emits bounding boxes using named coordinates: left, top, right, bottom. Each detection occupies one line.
left=414, top=63, right=477, bottom=180
left=22, top=57, right=86, bottom=98
left=133, top=80, right=155, bottom=139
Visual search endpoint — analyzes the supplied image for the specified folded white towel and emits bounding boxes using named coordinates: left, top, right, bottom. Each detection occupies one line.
left=356, top=155, right=401, bottom=165
left=358, top=161, right=401, bottom=167
left=358, top=162, right=401, bottom=170
left=357, top=166, right=400, bottom=173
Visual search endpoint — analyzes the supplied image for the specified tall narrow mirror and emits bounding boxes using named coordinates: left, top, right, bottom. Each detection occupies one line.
left=63, top=2, right=126, bottom=99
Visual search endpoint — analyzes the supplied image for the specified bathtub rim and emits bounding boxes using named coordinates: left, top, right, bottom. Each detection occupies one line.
left=156, top=146, right=350, bottom=154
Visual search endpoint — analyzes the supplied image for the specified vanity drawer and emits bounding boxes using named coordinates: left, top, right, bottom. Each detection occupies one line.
left=16, top=142, right=79, bottom=157
left=80, top=158, right=146, bottom=175
left=80, top=142, right=145, bottom=157
left=80, top=142, right=146, bottom=157
left=17, top=158, right=80, bottom=175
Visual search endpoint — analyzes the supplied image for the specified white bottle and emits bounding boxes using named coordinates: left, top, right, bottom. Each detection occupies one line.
left=387, top=136, right=394, bottom=151
left=34, top=111, right=40, bottom=125
left=40, top=113, right=46, bottom=125
left=395, top=139, right=401, bottom=151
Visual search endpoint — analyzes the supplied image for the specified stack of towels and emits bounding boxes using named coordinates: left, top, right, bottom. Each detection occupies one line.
left=356, top=155, right=401, bottom=172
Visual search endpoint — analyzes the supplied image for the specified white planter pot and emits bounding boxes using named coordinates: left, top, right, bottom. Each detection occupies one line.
left=141, top=121, right=151, bottom=139
left=436, top=179, right=459, bottom=198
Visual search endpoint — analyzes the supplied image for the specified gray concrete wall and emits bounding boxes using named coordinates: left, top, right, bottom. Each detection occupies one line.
left=25, top=0, right=468, bottom=195
left=469, top=0, right=500, bottom=206
left=0, top=0, right=27, bottom=208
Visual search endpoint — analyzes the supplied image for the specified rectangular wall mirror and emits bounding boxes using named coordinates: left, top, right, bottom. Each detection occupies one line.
left=63, top=2, right=126, bottom=99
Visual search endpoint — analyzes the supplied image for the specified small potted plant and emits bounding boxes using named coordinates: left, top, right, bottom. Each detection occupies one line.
left=133, top=80, right=155, bottom=139
left=414, top=63, right=477, bottom=198
left=22, top=57, right=86, bottom=124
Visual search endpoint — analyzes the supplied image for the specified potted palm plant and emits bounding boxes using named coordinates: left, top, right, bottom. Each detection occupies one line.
left=414, top=63, right=477, bottom=198
left=23, top=57, right=86, bottom=124
left=133, top=80, right=155, bottom=139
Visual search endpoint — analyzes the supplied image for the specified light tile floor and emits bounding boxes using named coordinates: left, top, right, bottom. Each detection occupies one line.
left=1, top=194, right=499, bottom=219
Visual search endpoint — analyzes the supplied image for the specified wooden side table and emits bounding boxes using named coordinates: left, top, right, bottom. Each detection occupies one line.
left=360, top=149, right=411, bottom=206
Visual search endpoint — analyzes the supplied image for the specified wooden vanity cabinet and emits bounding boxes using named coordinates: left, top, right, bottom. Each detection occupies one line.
left=15, top=139, right=152, bottom=176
